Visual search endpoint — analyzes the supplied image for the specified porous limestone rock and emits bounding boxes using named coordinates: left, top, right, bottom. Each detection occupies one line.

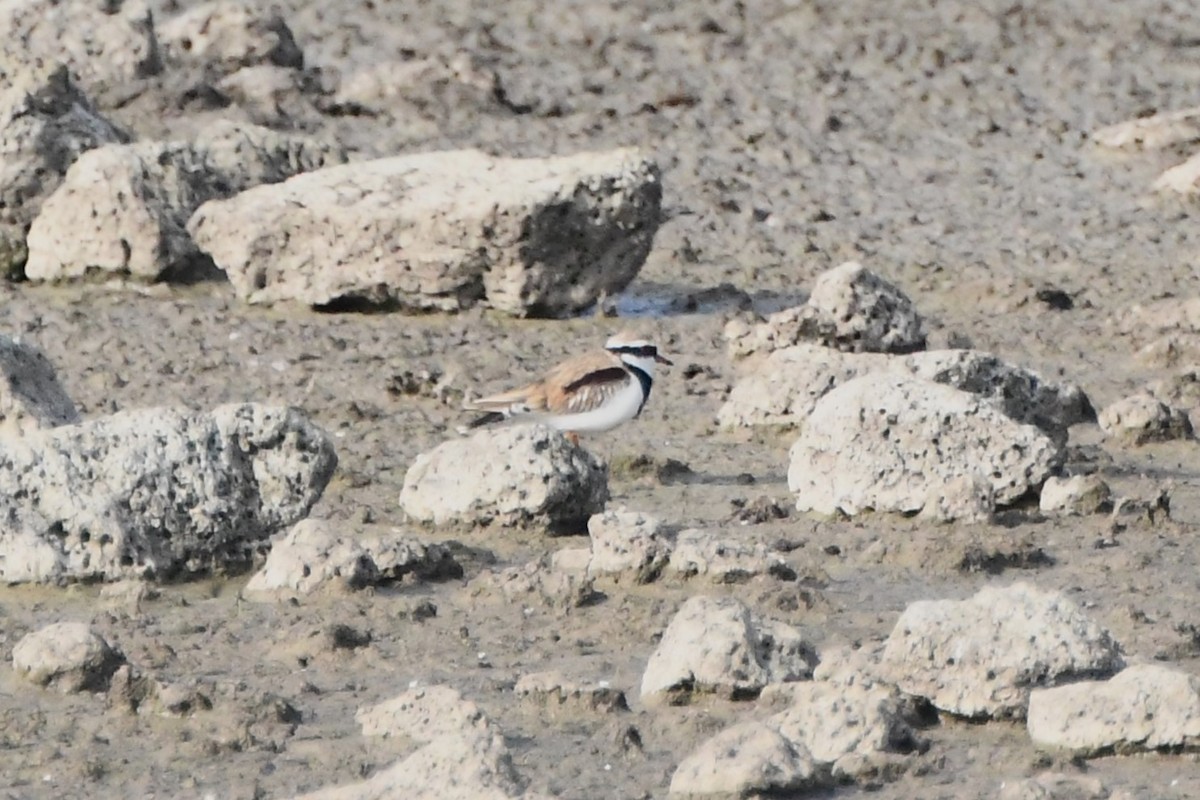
left=1027, top=664, right=1200, bottom=754
left=26, top=121, right=345, bottom=282
left=399, top=425, right=608, bottom=531
left=0, top=403, right=337, bottom=583
left=669, top=681, right=924, bottom=795
left=0, top=64, right=128, bottom=277
left=158, top=1, right=304, bottom=71
left=12, top=622, right=124, bottom=692
left=665, top=528, right=790, bottom=582
left=188, top=147, right=661, bottom=317
left=586, top=509, right=669, bottom=583
left=1039, top=475, right=1112, bottom=516
left=879, top=583, right=1124, bottom=718
left=0, top=335, right=79, bottom=436
left=298, top=685, right=542, bottom=800
left=0, top=0, right=160, bottom=93
left=640, top=595, right=817, bottom=703
left=724, top=261, right=925, bottom=358
left=720, top=345, right=1093, bottom=444
left=787, top=373, right=1062, bottom=519
left=669, top=721, right=821, bottom=797
left=245, top=519, right=461, bottom=597
left=1098, top=392, right=1192, bottom=445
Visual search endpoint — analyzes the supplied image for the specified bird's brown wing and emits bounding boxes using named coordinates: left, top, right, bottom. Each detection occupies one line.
left=541, top=351, right=629, bottom=414
left=464, top=350, right=625, bottom=414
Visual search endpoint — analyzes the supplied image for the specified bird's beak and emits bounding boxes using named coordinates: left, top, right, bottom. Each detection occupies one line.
left=655, top=354, right=674, bottom=365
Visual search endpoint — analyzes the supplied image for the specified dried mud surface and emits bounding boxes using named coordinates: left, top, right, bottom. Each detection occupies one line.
left=4, top=1, right=1200, bottom=798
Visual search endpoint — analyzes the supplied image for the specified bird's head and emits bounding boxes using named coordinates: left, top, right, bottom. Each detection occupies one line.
left=605, top=329, right=673, bottom=375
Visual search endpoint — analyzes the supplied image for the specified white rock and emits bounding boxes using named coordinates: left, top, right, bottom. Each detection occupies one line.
left=772, top=682, right=923, bottom=777
left=400, top=425, right=608, bottom=531
left=670, top=680, right=924, bottom=795
left=1154, top=151, right=1200, bottom=195
left=1097, top=392, right=1192, bottom=445
left=188, top=147, right=661, bottom=317
left=788, top=373, right=1062, bottom=519
left=1093, top=107, right=1200, bottom=149
left=0, top=64, right=127, bottom=276
left=719, top=345, right=1092, bottom=444
left=26, top=121, right=345, bottom=282
left=586, top=509, right=669, bottom=583
left=468, top=557, right=598, bottom=610
left=12, top=622, right=124, bottom=692
left=668, top=720, right=820, bottom=797
left=0, top=403, right=337, bottom=583
left=920, top=474, right=995, bottom=524
left=0, top=335, right=78, bottom=436
left=158, top=2, right=303, bottom=71
left=666, top=528, right=788, bottom=582
left=244, top=519, right=459, bottom=597
left=1039, top=475, right=1112, bottom=516
left=1027, top=664, right=1200, bottom=754
left=725, top=261, right=924, bottom=358
left=879, top=583, right=1124, bottom=718
left=299, top=685, right=539, bottom=800
left=514, top=670, right=628, bottom=713
left=640, top=596, right=816, bottom=703
left=0, top=0, right=160, bottom=92
left=1148, top=370, right=1200, bottom=434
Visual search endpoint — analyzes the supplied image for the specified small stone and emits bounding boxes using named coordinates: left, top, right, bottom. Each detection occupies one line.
left=514, top=671, right=629, bottom=713
left=668, top=721, right=820, bottom=797
left=666, top=528, right=792, bottom=583
left=586, top=509, right=669, bottom=583
left=1098, top=392, right=1192, bottom=445
left=1039, top=475, right=1113, bottom=516
left=0, top=335, right=79, bottom=437
left=12, top=622, right=125, bottom=693
left=640, top=595, right=817, bottom=704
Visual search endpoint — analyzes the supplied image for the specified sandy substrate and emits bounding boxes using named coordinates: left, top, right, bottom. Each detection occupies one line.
left=3, top=0, right=1200, bottom=797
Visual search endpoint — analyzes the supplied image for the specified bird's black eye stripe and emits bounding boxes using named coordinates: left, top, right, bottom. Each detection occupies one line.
left=611, top=345, right=657, bottom=357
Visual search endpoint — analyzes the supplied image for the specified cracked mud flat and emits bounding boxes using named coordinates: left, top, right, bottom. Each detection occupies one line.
left=4, top=0, right=1200, bottom=797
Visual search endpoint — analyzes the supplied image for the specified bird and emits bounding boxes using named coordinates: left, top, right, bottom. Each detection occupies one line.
left=462, top=330, right=673, bottom=442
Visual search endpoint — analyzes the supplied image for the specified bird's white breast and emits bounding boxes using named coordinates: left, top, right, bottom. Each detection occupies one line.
left=543, top=375, right=645, bottom=433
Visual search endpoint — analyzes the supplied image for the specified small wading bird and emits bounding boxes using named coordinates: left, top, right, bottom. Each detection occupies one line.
left=462, top=330, right=673, bottom=443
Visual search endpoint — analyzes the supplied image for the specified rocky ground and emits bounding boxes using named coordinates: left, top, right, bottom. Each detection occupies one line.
left=3, top=0, right=1200, bottom=798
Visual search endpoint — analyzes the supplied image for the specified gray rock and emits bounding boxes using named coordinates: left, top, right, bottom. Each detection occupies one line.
left=12, top=622, right=124, bottom=692
left=725, top=261, right=925, bottom=358
left=668, top=721, right=821, bottom=797
left=787, top=373, right=1063, bottom=519
left=468, top=556, right=599, bottom=611
left=0, top=335, right=79, bottom=436
left=586, top=508, right=669, bottom=583
left=1027, top=664, right=1200, bottom=754
left=0, top=64, right=128, bottom=278
left=357, top=685, right=494, bottom=741
left=188, top=147, right=661, bottom=317
left=720, top=345, right=1093, bottom=444
left=1148, top=370, right=1200, bottom=434
left=400, top=425, right=608, bottom=531
left=26, top=121, right=345, bottom=282
left=158, top=1, right=304, bottom=71
left=1039, top=475, right=1113, bottom=516
left=514, top=671, right=628, bottom=713
left=666, top=528, right=789, bottom=582
left=880, top=583, right=1124, bottom=718
left=0, top=403, right=337, bottom=584
left=1098, top=392, right=1192, bottom=445
left=640, top=595, right=817, bottom=704
left=245, top=519, right=460, bottom=597
left=0, top=0, right=160, bottom=94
